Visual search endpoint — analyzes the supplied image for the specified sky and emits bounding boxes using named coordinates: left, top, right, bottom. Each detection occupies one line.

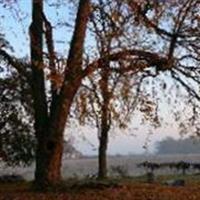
left=0, top=0, right=192, bottom=155
left=69, top=121, right=181, bottom=155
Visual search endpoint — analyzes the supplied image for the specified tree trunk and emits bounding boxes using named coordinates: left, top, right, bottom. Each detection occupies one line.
left=98, top=128, right=109, bottom=179
left=29, top=0, right=91, bottom=188
left=33, top=80, right=82, bottom=188
left=98, top=61, right=110, bottom=179
left=34, top=133, right=63, bottom=187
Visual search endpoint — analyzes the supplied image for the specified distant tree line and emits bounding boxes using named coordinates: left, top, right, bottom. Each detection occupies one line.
left=138, top=161, right=200, bottom=176
left=156, top=137, right=200, bottom=154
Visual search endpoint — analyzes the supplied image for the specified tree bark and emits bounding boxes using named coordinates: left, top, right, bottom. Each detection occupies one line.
left=35, top=81, right=82, bottom=186
left=34, top=133, right=63, bottom=187
left=98, top=61, right=110, bottom=179
left=98, top=127, right=109, bottom=179
left=29, top=0, right=91, bottom=188
left=29, top=0, right=50, bottom=188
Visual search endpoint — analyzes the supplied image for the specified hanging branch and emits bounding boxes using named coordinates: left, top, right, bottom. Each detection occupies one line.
left=0, top=49, right=30, bottom=77
left=171, top=70, right=200, bottom=101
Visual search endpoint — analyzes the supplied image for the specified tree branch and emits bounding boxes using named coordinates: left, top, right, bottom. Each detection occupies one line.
left=0, top=49, right=30, bottom=77
left=82, top=48, right=169, bottom=78
left=171, top=70, right=200, bottom=101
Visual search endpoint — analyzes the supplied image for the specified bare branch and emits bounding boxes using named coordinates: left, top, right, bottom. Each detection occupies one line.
left=0, top=49, right=31, bottom=78
left=171, top=70, right=200, bottom=101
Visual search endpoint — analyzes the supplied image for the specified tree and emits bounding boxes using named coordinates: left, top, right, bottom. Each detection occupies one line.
left=0, top=34, right=35, bottom=166
left=28, top=0, right=91, bottom=187
left=74, top=0, right=159, bottom=179
left=0, top=71, right=35, bottom=166
left=0, top=0, right=90, bottom=187
left=156, top=136, right=200, bottom=154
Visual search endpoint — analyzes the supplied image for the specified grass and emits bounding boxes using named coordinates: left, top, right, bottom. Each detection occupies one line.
left=0, top=181, right=31, bottom=193
left=0, top=175, right=200, bottom=200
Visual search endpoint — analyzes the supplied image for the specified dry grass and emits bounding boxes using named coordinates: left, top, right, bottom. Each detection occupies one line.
left=1, top=155, right=200, bottom=199
left=0, top=176, right=200, bottom=200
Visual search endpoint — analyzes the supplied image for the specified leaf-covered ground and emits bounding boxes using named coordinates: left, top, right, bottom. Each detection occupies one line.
left=0, top=180, right=200, bottom=200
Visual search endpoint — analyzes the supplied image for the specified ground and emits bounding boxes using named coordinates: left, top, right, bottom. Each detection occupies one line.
left=0, top=175, right=200, bottom=200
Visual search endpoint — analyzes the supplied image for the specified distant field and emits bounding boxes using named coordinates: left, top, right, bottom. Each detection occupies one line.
left=1, top=154, right=200, bottom=180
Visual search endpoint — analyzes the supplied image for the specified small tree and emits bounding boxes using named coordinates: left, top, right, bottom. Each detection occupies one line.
left=74, top=0, right=161, bottom=179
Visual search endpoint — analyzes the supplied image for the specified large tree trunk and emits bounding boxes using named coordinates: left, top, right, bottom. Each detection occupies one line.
left=30, top=0, right=91, bottom=188
left=34, top=82, right=81, bottom=187
left=34, top=132, right=63, bottom=186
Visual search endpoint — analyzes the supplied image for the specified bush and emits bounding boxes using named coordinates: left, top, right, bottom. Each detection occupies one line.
left=110, top=165, right=129, bottom=178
